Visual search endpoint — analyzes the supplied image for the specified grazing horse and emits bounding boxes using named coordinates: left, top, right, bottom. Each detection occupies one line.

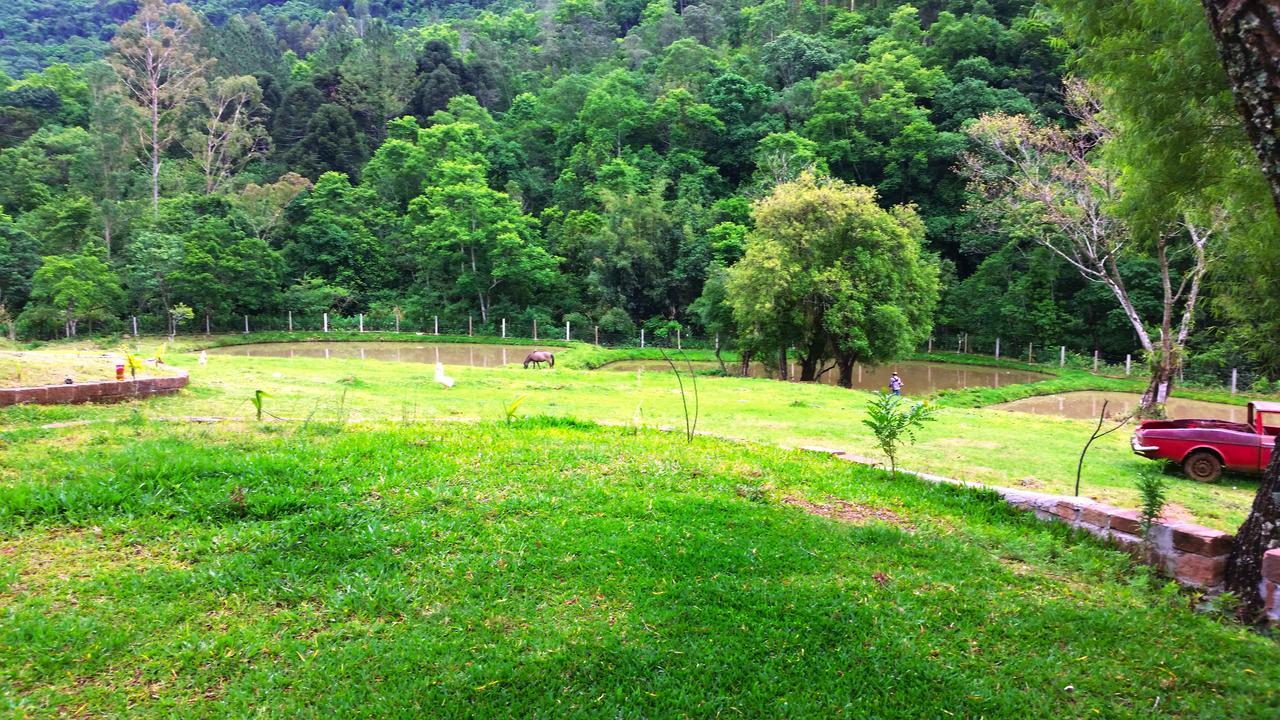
left=523, top=351, right=555, bottom=369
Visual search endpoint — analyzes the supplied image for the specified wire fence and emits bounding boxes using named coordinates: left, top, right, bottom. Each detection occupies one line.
left=925, top=329, right=1269, bottom=394
left=121, top=310, right=724, bottom=352
left=23, top=312, right=1268, bottom=396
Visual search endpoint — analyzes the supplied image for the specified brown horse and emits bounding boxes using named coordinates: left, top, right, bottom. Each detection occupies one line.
left=523, top=351, right=555, bottom=369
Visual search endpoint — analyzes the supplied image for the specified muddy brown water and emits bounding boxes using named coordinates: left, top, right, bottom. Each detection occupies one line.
left=601, top=360, right=1048, bottom=394
left=994, top=391, right=1248, bottom=423
left=206, top=341, right=548, bottom=367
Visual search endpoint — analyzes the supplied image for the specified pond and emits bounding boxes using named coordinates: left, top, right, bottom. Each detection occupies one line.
left=993, top=391, right=1248, bottom=423
left=206, top=341, right=548, bottom=367
left=600, top=360, right=1049, bottom=394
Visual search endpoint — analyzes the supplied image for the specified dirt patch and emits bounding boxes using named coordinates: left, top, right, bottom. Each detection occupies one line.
left=782, top=495, right=913, bottom=530
left=1160, top=502, right=1197, bottom=525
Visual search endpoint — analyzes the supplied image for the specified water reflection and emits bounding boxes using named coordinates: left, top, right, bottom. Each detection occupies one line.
left=208, top=341, right=543, bottom=367
left=994, top=391, right=1247, bottom=423
left=601, top=360, right=1048, bottom=394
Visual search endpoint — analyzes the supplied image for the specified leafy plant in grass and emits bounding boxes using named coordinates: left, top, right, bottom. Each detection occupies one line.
left=251, top=389, right=272, bottom=421
left=123, top=352, right=146, bottom=380
left=502, top=395, right=528, bottom=425
left=861, top=391, right=936, bottom=476
left=1137, top=468, right=1168, bottom=555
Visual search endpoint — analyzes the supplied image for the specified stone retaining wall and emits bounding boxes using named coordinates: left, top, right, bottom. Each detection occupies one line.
left=1262, top=550, right=1280, bottom=622
left=798, top=445, right=1234, bottom=592
left=0, top=371, right=188, bottom=407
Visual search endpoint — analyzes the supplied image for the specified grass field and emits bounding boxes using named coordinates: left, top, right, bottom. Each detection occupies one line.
left=0, top=334, right=1264, bottom=530
left=2, top=419, right=1278, bottom=717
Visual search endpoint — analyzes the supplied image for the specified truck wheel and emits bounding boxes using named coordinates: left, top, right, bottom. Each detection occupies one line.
left=1183, top=451, right=1223, bottom=483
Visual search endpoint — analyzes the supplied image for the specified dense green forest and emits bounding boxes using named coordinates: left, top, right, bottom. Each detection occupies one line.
left=0, top=0, right=1276, bottom=390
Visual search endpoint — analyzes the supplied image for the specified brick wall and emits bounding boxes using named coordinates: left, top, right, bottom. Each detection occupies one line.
left=0, top=371, right=188, bottom=407
left=1262, top=550, right=1280, bottom=622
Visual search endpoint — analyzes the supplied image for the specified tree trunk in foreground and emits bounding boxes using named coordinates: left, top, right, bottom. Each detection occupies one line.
left=1200, top=0, right=1280, bottom=618
left=1224, top=447, right=1280, bottom=620
left=1201, top=0, right=1280, bottom=216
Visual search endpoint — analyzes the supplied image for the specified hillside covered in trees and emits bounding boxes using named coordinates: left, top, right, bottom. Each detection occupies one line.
left=1, top=0, right=1276, bottom=389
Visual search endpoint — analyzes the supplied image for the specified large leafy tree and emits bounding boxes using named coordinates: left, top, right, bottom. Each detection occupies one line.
left=279, top=172, right=389, bottom=299
left=22, top=251, right=123, bottom=337
left=408, top=159, right=557, bottom=322
left=0, top=211, right=41, bottom=313
left=170, top=218, right=282, bottom=331
left=726, top=173, right=939, bottom=386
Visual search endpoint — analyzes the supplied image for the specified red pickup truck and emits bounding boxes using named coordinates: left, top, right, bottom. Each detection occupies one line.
left=1131, top=401, right=1279, bottom=482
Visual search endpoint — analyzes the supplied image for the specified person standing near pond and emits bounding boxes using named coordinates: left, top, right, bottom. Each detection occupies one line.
left=889, top=372, right=903, bottom=396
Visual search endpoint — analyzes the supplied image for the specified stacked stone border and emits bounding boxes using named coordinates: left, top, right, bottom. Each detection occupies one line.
left=797, top=445, right=1238, bottom=594
left=0, top=369, right=188, bottom=407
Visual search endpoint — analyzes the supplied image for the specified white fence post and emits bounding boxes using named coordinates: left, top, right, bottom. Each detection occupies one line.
left=927, top=336, right=932, bottom=353
left=1028, top=342, right=1033, bottom=363
left=1093, top=350, right=1099, bottom=372
left=1126, top=354, right=1132, bottom=375
left=594, top=326, right=600, bottom=345
left=994, top=337, right=1000, bottom=360
left=1231, top=368, right=1238, bottom=394
left=533, top=319, right=538, bottom=341
left=434, top=315, right=439, bottom=335
left=565, top=321, right=570, bottom=341
left=640, top=328, right=645, bottom=348
left=676, top=328, right=682, bottom=350
left=244, top=315, right=249, bottom=334
left=288, top=310, right=293, bottom=332
left=131, top=316, right=138, bottom=337
left=359, top=314, right=364, bottom=333
left=468, top=315, right=473, bottom=337
left=1060, top=346, right=1066, bottom=367
left=501, top=318, right=506, bottom=338
left=323, top=312, right=329, bottom=332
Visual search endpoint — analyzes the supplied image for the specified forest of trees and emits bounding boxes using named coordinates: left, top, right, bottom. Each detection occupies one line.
left=0, top=0, right=1277, bottom=392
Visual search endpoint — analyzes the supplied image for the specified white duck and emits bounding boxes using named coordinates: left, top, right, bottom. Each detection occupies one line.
left=434, top=361, right=455, bottom=389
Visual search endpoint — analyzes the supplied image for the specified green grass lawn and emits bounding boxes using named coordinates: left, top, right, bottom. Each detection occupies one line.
left=2, top=419, right=1277, bottom=717
left=0, top=334, right=1262, bottom=530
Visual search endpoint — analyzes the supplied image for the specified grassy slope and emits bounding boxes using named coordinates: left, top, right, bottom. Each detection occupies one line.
left=0, top=336, right=1264, bottom=529
left=1, top=420, right=1277, bottom=717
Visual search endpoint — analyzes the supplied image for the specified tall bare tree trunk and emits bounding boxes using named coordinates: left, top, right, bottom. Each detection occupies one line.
left=1200, top=0, right=1280, bottom=619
